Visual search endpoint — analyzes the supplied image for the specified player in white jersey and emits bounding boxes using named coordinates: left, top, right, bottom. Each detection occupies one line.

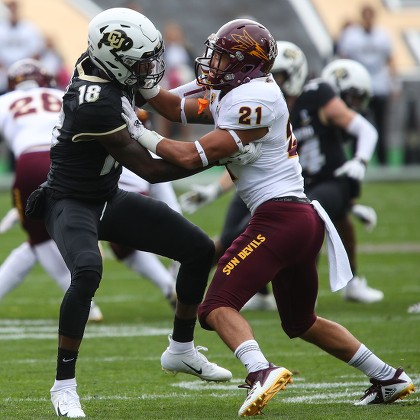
left=125, top=19, right=414, bottom=416
left=0, top=58, right=103, bottom=321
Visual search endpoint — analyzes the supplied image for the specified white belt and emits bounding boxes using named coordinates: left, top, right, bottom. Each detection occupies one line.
left=311, top=200, right=353, bottom=292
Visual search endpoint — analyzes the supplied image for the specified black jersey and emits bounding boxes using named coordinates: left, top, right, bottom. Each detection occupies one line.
left=47, top=52, right=134, bottom=201
left=291, top=79, right=347, bottom=187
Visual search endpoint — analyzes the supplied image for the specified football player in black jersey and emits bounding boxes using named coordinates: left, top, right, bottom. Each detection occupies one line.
left=37, top=8, right=231, bottom=418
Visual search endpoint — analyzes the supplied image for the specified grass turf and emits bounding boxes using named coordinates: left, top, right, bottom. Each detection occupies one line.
left=0, top=181, right=418, bottom=419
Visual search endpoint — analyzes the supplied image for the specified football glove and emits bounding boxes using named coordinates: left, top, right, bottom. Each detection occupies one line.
left=351, top=204, right=377, bottom=233
left=334, top=158, right=366, bottom=181
left=179, top=183, right=223, bottom=214
left=219, top=141, right=262, bottom=166
left=121, top=96, right=145, bottom=139
left=121, top=96, right=163, bottom=153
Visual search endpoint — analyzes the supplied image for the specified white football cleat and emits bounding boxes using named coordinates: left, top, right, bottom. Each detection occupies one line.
left=238, top=363, right=293, bottom=416
left=351, top=204, right=377, bottom=232
left=88, top=301, right=103, bottom=322
left=161, top=334, right=232, bottom=382
left=51, top=383, right=85, bottom=418
left=343, top=276, right=384, bottom=303
left=407, top=302, right=420, bottom=314
left=355, top=368, right=415, bottom=405
left=242, top=293, right=277, bottom=311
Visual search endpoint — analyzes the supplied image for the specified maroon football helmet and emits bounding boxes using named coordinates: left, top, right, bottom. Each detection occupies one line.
left=7, top=58, right=55, bottom=91
left=195, top=19, right=277, bottom=91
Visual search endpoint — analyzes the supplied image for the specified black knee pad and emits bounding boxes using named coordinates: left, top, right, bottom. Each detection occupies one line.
left=71, top=270, right=101, bottom=298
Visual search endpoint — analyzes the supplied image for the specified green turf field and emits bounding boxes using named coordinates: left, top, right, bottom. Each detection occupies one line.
left=0, top=181, right=419, bottom=419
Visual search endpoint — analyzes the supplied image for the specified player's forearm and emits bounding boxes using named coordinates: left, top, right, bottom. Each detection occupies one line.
left=347, top=114, right=378, bottom=163
left=147, top=89, right=182, bottom=122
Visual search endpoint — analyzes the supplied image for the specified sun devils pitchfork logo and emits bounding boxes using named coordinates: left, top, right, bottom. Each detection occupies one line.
left=98, top=29, right=133, bottom=52
left=230, top=29, right=274, bottom=61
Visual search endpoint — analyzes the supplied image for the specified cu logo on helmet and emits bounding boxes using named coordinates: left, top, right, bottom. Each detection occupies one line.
left=284, top=48, right=298, bottom=60
left=98, top=30, right=133, bottom=51
left=332, top=68, right=349, bottom=81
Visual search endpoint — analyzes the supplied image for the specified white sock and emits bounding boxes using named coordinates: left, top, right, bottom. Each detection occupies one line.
left=34, top=240, right=71, bottom=292
left=234, top=339, right=269, bottom=373
left=0, top=242, right=36, bottom=299
left=123, top=251, right=175, bottom=297
left=51, top=378, right=76, bottom=391
left=168, top=336, right=194, bottom=354
left=348, top=344, right=396, bottom=380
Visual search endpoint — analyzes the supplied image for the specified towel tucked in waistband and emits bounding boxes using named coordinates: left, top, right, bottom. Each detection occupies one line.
left=311, top=200, right=353, bottom=292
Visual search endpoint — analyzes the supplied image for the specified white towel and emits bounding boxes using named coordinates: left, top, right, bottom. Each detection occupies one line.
left=311, top=200, right=353, bottom=292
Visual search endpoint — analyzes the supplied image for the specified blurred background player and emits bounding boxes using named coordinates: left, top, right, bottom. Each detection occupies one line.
left=179, top=41, right=382, bottom=305
left=0, top=58, right=103, bottom=321
left=299, top=55, right=382, bottom=303
left=336, top=4, right=400, bottom=166
left=0, top=0, right=45, bottom=94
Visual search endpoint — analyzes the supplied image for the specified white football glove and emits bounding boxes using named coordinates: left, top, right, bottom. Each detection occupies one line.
left=179, top=183, right=223, bottom=214
left=121, top=96, right=163, bottom=153
left=0, top=207, right=19, bottom=234
left=334, top=158, right=366, bottom=181
left=351, top=204, right=377, bottom=233
left=121, top=96, right=146, bottom=139
left=219, top=141, right=262, bottom=166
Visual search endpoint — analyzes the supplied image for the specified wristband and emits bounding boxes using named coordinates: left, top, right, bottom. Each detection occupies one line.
left=139, top=130, right=164, bottom=154
left=180, top=97, right=187, bottom=126
left=228, top=130, right=244, bottom=152
left=355, top=156, right=368, bottom=166
left=194, top=140, right=209, bottom=167
left=138, top=85, right=161, bottom=100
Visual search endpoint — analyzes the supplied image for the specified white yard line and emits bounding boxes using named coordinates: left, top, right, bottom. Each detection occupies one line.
left=3, top=378, right=419, bottom=404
